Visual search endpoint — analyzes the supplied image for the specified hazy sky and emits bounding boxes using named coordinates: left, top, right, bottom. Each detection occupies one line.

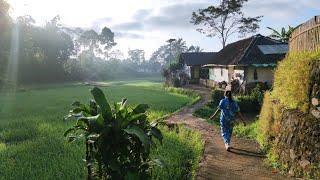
left=8, top=0, right=320, bottom=58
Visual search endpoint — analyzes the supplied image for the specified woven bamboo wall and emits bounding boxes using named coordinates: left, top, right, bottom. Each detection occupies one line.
left=289, top=16, right=320, bottom=52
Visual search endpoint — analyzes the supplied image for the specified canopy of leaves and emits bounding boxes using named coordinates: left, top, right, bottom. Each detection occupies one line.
left=149, top=38, right=201, bottom=67
left=0, top=10, right=160, bottom=86
left=191, top=0, right=262, bottom=47
left=128, top=49, right=145, bottom=64
left=78, top=27, right=117, bottom=57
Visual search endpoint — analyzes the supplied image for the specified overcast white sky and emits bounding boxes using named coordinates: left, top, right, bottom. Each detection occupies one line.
left=8, top=0, right=320, bottom=58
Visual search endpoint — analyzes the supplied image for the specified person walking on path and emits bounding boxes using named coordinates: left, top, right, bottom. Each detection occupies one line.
left=210, top=90, right=246, bottom=151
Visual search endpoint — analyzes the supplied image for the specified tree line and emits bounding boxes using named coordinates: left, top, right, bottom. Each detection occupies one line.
left=0, top=0, right=202, bottom=86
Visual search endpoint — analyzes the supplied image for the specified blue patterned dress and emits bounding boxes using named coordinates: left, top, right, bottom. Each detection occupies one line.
left=218, top=97, right=240, bottom=145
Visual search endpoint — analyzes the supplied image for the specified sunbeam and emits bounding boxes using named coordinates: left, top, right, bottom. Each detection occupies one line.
left=5, top=23, right=19, bottom=92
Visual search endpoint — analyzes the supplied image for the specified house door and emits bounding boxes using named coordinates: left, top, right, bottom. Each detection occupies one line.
left=228, top=66, right=234, bottom=82
left=194, top=66, right=200, bottom=79
left=191, top=66, right=200, bottom=79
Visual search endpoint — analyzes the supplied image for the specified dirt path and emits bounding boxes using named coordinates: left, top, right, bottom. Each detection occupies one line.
left=165, top=86, right=289, bottom=180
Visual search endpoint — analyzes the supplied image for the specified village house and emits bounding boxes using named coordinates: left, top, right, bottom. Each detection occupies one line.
left=179, top=52, right=216, bottom=83
left=203, top=34, right=288, bottom=88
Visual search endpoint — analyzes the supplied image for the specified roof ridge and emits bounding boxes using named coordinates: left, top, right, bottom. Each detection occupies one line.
left=224, top=36, right=253, bottom=48
left=236, top=35, right=258, bottom=65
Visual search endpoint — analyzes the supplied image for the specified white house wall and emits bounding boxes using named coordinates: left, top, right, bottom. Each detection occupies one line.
left=184, top=64, right=191, bottom=77
left=209, top=67, right=229, bottom=82
left=246, top=67, right=275, bottom=84
left=233, top=68, right=245, bottom=84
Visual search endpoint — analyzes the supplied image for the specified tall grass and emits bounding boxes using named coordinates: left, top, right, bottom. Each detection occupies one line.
left=151, top=126, right=203, bottom=180
left=273, top=51, right=320, bottom=112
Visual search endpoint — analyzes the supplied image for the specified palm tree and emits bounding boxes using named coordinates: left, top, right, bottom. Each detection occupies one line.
left=267, top=26, right=295, bottom=43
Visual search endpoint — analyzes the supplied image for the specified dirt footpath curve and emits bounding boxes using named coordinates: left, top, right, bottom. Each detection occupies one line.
left=165, top=86, right=290, bottom=180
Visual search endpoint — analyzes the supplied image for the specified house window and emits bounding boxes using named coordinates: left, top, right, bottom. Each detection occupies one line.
left=254, top=69, right=258, bottom=80
left=220, top=67, right=223, bottom=76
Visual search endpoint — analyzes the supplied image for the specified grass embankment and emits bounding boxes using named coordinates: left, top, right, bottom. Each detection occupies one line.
left=257, top=52, right=320, bottom=178
left=0, top=80, right=203, bottom=179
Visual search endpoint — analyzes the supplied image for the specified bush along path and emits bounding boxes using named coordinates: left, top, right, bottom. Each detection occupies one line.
left=165, top=85, right=290, bottom=180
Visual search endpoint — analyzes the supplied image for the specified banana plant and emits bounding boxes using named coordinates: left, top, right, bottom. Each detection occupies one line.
left=64, top=87, right=163, bottom=180
left=267, top=26, right=295, bottom=42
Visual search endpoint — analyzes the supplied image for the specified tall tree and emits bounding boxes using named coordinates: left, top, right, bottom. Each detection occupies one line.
left=78, top=27, right=117, bottom=59
left=188, top=45, right=203, bottom=52
left=128, top=49, right=145, bottom=65
left=0, top=0, right=10, bottom=33
left=0, top=0, right=11, bottom=80
left=191, top=0, right=262, bottom=48
left=149, top=38, right=187, bottom=66
left=267, top=26, right=294, bottom=43
left=109, top=49, right=124, bottom=60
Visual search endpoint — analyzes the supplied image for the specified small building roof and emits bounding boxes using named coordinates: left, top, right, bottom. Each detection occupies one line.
left=204, top=34, right=288, bottom=67
left=180, top=52, right=217, bottom=66
left=258, top=44, right=288, bottom=55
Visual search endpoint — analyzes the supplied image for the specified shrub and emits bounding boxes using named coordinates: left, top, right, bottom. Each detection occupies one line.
left=165, top=87, right=199, bottom=100
left=245, top=82, right=269, bottom=94
left=64, top=87, right=163, bottom=179
left=250, top=84, right=264, bottom=105
left=235, top=84, right=265, bottom=113
left=273, top=51, right=320, bottom=112
left=211, top=89, right=224, bottom=106
left=193, top=105, right=215, bottom=119
left=172, top=77, right=181, bottom=87
left=233, top=121, right=258, bottom=139
left=193, top=104, right=220, bottom=126
left=235, top=95, right=260, bottom=113
left=257, top=91, right=274, bottom=149
left=189, top=79, right=199, bottom=84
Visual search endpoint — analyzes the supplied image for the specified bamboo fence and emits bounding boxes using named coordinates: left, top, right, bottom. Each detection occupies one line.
left=289, top=16, right=320, bottom=52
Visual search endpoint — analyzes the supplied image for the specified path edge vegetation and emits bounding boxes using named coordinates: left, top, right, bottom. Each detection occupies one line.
left=257, top=51, right=320, bottom=178
left=154, top=87, right=201, bottom=122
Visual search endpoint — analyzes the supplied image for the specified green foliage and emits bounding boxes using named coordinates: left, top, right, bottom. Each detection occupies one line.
left=235, top=84, right=265, bottom=113
left=150, top=38, right=187, bottom=66
left=211, top=89, right=224, bottom=106
left=273, top=51, right=320, bottom=112
left=161, top=61, right=185, bottom=87
left=172, top=77, right=181, bottom=87
left=236, top=95, right=261, bottom=113
left=267, top=26, right=294, bottom=43
left=193, top=104, right=220, bottom=126
left=128, top=49, right=145, bottom=65
left=250, top=84, right=264, bottom=105
left=65, top=87, right=162, bottom=179
left=0, top=80, right=199, bottom=179
left=256, top=91, right=276, bottom=150
left=258, top=51, right=320, bottom=177
left=0, top=13, right=160, bottom=85
left=191, top=0, right=262, bottom=47
left=188, top=79, right=199, bottom=84
left=233, top=121, right=258, bottom=139
left=151, top=126, right=204, bottom=180
left=165, top=87, right=200, bottom=100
